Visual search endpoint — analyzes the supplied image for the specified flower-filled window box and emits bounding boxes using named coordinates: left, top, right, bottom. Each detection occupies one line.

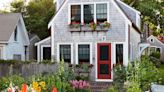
left=69, top=21, right=111, bottom=32
left=69, top=22, right=81, bottom=31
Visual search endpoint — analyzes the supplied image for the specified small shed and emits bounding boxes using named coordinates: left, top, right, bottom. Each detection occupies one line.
left=35, top=37, right=51, bottom=62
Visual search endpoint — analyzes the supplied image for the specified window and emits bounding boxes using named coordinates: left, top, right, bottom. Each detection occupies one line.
left=14, top=27, right=17, bottom=41
left=13, top=54, right=21, bottom=61
left=43, top=47, right=51, bottom=60
left=150, top=39, right=154, bottom=43
left=100, top=46, right=109, bottom=60
left=116, top=44, right=123, bottom=65
left=78, top=45, right=90, bottom=64
left=60, top=45, right=71, bottom=63
left=69, top=3, right=108, bottom=24
left=71, top=5, right=81, bottom=23
left=96, top=4, right=107, bottom=23
left=156, top=48, right=161, bottom=53
left=84, top=4, right=94, bottom=24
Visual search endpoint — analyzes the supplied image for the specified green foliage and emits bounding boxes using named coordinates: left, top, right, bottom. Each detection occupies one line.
left=10, top=0, right=25, bottom=13
left=158, top=64, right=164, bottom=85
left=106, top=85, right=118, bottom=92
left=0, top=77, right=10, bottom=91
left=10, top=0, right=55, bottom=39
left=9, top=75, right=25, bottom=88
left=150, top=51, right=161, bottom=59
left=126, top=81, right=141, bottom=92
left=113, top=65, right=126, bottom=91
left=123, top=0, right=164, bottom=36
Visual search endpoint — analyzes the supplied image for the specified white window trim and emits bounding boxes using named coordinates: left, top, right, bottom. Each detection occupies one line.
left=68, top=2, right=110, bottom=25
left=150, top=38, right=154, bottom=43
left=75, top=42, right=92, bottom=65
left=57, top=43, right=73, bottom=64
left=41, top=45, right=51, bottom=61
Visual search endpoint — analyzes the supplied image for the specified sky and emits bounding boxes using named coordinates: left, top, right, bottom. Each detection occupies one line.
left=0, top=0, right=13, bottom=11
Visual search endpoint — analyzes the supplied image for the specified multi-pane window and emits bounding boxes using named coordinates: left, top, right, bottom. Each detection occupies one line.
left=71, top=5, right=81, bottom=23
left=60, top=45, right=71, bottom=63
left=78, top=45, right=90, bottom=64
left=43, top=47, right=51, bottom=60
left=116, top=44, right=123, bottom=64
left=84, top=4, right=94, bottom=24
left=156, top=48, right=161, bottom=53
left=96, top=4, right=107, bottom=23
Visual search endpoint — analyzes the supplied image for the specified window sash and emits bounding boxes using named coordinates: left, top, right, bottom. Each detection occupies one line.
left=78, top=45, right=90, bottom=62
left=96, top=4, right=107, bottom=23
left=60, top=45, right=71, bottom=62
left=84, top=4, right=94, bottom=23
left=71, top=5, right=81, bottom=22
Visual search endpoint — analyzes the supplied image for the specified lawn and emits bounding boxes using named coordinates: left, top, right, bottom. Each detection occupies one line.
left=159, top=64, right=164, bottom=85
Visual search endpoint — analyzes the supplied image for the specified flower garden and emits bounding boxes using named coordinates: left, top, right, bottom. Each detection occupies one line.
left=0, top=55, right=164, bottom=92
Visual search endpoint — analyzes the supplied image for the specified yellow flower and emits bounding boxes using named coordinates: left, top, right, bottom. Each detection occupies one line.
left=39, top=81, right=46, bottom=89
left=32, top=81, right=39, bottom=90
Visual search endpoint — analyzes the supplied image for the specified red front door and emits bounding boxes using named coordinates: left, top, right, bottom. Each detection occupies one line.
left=97, top=43, right=111, bottom=79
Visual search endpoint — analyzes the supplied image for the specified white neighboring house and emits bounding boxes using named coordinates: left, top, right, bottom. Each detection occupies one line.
left=0, top=13, right=30, bottom=61
left=146, top=35, right=164, bottom=61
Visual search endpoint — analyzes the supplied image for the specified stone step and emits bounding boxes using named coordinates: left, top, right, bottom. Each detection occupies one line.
left=90, top=82, right=112, bottom=92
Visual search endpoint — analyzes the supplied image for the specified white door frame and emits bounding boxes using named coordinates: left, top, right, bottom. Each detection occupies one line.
left=41, top=45, right=51, bottom=61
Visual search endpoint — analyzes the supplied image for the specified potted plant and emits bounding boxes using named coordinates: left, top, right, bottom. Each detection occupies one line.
left=69, top=22, right=81, bottom=31
left=89, top=22, right=97, bottom=31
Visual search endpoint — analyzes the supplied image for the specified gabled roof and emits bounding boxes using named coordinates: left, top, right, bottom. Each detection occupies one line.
left=158, top=36, right=164, bottom=44
left=115, top=0, right=141, bottom=34
left=0, top=13, right=20, bottom=42
left=48, top=0, right=141, bottom=34
left=147, top=35, right=164, bottom=45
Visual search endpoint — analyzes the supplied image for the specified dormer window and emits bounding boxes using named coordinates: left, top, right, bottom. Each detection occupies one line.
left=71, top=5, right=81, bottom=23
left=96, top=4, right=107, bottom=23
left=84, top=4, right=94, bottom=24
left=14, top=26, right=17, bottom=41
left=69, top=3, right=109, bottom=24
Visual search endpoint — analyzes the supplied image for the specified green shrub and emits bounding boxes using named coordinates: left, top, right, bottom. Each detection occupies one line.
left=106, top=85, right=118, bottom=92
left=0, top=77, right=10, bottom=91
left=150, top=51, right=161, bottom=59
left=126, top=81, right=141, bottom=92
left=113, top=65, right=126, bottom=90
left=9, top=75, right=25, bottom=88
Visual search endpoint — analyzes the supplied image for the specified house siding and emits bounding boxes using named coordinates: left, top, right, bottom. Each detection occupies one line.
left=4, top=20, right=27, bottom=61
left=147, top=36, right=164, bottom=61
left=49, top=0, right=133, bottom=81
left=130, top=27, right=141, bottom=61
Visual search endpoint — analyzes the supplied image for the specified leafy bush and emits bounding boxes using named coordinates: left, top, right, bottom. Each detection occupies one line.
left=150, top=51, right=161, bottom=59
left=9, top=75, right=25, bottom=88
left=0, top=77, right=10, bottom=91
left=106, top=85, right=118, bottom=92
left=113, top=65, right=126, bottom=91
left=125, top=81, right=141, bottom=92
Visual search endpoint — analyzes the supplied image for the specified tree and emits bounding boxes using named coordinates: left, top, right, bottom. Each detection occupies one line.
left=10, top=0, right=25, bottom=13
left=10, top=0, right=55, bottom=39
left=123, top=0, right=164, bottom=36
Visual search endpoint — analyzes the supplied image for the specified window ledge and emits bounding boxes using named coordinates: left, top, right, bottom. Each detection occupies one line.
left=68, top=25, right=109, bottom=32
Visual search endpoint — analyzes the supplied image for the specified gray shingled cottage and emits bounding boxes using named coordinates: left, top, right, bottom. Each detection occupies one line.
left=37, top=0, right=142, bottom=82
